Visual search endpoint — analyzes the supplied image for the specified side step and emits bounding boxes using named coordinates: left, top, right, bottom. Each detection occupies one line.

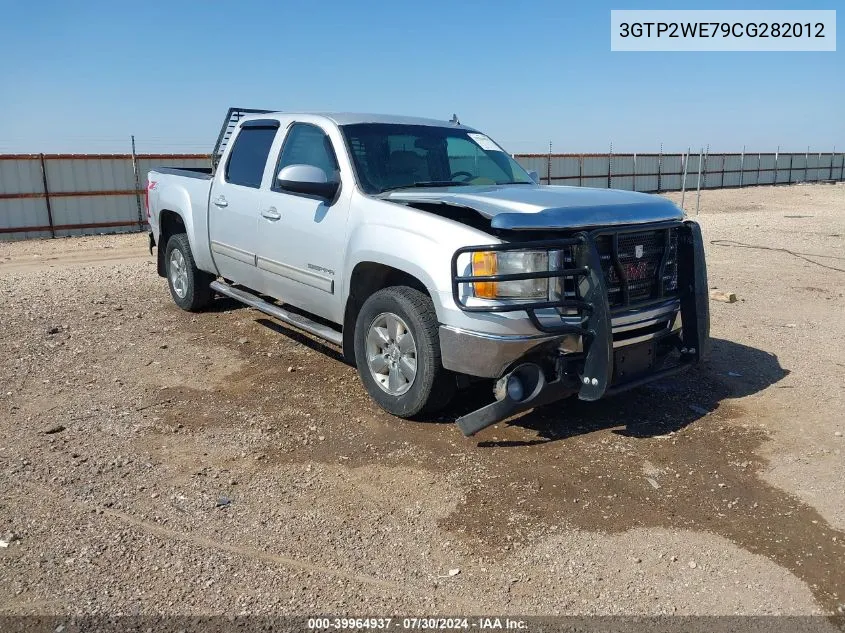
left=210, top=280, right=343, bottom=347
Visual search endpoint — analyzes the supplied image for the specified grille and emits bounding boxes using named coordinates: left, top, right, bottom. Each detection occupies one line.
left=596, top=228, right=679, bottom=308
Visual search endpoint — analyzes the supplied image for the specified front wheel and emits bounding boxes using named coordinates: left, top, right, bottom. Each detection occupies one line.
left=165, top=233, right=213, bottom=312
left=354, top=286, right=455, bottom=418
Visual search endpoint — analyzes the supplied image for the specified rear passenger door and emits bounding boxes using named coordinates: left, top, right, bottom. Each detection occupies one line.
left=208, top=120, right=280, bottom=291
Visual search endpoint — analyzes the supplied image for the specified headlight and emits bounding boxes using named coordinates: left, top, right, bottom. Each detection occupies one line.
left=471, top=250, right=549, bottom=299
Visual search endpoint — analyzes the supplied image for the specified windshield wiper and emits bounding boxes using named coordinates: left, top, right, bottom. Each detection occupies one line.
left=381, top=181, right=471, bottom=193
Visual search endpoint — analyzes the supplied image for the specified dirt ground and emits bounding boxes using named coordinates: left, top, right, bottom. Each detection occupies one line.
left=0, top=183, right=843, bottom=617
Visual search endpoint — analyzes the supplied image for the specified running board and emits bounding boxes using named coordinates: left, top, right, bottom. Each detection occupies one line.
left=210, top=280, right=343, bottom=346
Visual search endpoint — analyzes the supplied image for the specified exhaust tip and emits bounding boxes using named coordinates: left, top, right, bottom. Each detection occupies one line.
left=497, top=363, right=544, bottom=403
left=506, top=375, right=525, bottom=401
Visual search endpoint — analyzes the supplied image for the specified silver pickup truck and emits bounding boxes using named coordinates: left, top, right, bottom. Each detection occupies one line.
left=146, top=107, right=709, bottom=436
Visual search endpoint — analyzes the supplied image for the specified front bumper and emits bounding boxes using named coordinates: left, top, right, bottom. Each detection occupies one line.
left=440, top=298, right=683, bottom=379
left=439, top=326, right=570, bottom=378
left=446, top=220, right=710, bottom=436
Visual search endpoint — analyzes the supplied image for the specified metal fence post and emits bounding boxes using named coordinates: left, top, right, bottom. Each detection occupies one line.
left=739, top=146, right=745, bottom=188
left=578, top=154, right=583, bottom=187
left=773, top=145, right=779, bottom=184
left=38, top=153, right=55, bottom=238
left=131, top=135, right=144, bottom=230
left=695, top=147, right=703, bottom=216
left=830, top=147, right=835, bottom=180
left=841, top=151, right=845, bottom=181
left=680, top=147, right=690, bottom=212
left=657, top=143, right=663, bottom=193
left=756, top=152, right=761, bottom=184
left=607, top=143, right=613, bottom=189
left=632, top=152, right=637, bottom=192
left=804, top=146, right=809, bottom=182
left=788, top=153, right=794, bottom=183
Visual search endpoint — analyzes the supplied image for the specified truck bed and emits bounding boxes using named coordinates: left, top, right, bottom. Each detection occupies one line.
left=147, top=167, right=216, bottom=274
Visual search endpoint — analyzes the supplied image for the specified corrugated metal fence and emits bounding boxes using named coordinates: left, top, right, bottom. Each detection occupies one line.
left=1, top=150, right=843, bottom=241
left=0, top=153, right=210, bottom=241
left=516, top=150, right=845, bottom=191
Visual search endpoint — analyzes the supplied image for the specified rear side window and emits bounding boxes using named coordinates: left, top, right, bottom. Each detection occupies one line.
left=225, top=126, right=278, bottom=188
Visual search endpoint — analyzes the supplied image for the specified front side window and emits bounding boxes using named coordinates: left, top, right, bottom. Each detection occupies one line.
left=340, top=123, right=533, bottom=194
left=225, top=125, right=278, bottom=188
left=275, top=123, right=339, bottom=185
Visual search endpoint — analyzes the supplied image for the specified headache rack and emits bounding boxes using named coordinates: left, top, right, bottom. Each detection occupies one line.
left=211, top=106, right=276, bottom=172
left=451, top=220, right=709, bottom=403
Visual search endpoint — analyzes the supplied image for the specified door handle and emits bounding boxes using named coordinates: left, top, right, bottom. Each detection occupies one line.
left=213, top=195, right=228, bottom=208
left=261, top=207, right=281, bottom=221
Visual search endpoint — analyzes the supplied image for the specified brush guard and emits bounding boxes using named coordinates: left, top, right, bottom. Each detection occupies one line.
left=450, top=220, right=709, bottom=436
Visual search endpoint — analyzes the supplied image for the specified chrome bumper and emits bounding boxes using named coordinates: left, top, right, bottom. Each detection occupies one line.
left=438, top=326, right=565, bottom=378
left=439, top=299, right=682, bottom=379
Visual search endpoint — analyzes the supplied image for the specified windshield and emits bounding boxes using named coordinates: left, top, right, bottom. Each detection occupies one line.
left=340, top=123, right=534, bottom=194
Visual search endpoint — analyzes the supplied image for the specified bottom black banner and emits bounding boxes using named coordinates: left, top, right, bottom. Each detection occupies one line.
left=0, top=616, right=843, bottom=633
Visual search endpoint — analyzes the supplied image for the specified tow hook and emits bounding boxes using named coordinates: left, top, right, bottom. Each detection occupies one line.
left=455, top=363, right=575, bottom=437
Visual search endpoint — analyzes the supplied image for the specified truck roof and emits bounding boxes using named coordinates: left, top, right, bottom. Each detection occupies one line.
left=239, top=111, right=474, bottom=129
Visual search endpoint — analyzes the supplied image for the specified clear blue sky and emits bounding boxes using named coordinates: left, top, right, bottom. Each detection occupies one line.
left=1, top=0, right=841, bottom=154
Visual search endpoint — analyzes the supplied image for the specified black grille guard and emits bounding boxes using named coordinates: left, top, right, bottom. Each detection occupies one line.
left=450, top=219, right=710, bottom=408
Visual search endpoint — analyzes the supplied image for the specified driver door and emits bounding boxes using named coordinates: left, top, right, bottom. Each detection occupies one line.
left=256, top=122, right=349, bottom=323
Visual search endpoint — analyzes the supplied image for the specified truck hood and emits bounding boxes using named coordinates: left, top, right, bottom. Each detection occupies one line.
left=383, top=184, right=683, bottom=230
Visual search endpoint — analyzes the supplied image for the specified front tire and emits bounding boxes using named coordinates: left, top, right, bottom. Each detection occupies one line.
left=354, top=286, right=455, bottom=418
left=165, top=233, right=213, bottom=312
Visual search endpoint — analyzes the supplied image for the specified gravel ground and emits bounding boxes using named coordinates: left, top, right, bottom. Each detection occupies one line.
left=0, top=183, right=843, bottom=617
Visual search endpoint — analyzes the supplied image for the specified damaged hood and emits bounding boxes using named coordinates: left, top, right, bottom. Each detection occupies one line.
left=384, top=184, right=683, bottom=230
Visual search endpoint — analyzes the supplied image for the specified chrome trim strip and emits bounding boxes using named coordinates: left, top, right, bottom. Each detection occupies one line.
left=613, top=327, right=673, bottom=349
left=256, top=256, right=334, bottom=294
left=611, top=299, right=680, bottom=327
left=613, top=317, right=672, bottom=334
left=440, top=325, right=554, bottom=343
left=210, top=240, right=255, bottom=266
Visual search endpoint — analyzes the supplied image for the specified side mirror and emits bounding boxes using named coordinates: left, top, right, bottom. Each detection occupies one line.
left=527, top=170, right=540, bottom=184
left=276, top=164, right=339, bottom=199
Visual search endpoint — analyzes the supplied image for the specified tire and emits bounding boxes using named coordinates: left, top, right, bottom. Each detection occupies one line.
left=354, top=286, right=455, bottom=418
left=165, top=233, right=214, bottom=312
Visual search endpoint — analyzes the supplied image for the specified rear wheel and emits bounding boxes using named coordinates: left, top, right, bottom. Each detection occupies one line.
left=354, top=286, right=455, bottom=418
left=165, top=233, right=214, bottom=311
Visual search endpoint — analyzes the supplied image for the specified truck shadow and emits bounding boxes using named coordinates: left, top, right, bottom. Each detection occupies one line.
left=445, top=338, right=790, bottom=447
left=249, top=305, right=789, bottom=448
left=255, top=317, right=346, bottom=363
